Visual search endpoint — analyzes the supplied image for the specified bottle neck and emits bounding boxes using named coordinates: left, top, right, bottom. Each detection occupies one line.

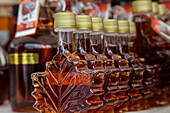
left=91, top=32, right=103, bottom=54
left=37, top=0, right=53, bottom=30
left=103, top=33, right=118, bottom=55
left=128, top=33, right=136, bottom=52
left=133, top=13, right=152, bottom=38
left=56, top=28, right=76, bottom=54
left=117, top=33, right=129, bottom=53
left=76, top=31, right=91, bottom=54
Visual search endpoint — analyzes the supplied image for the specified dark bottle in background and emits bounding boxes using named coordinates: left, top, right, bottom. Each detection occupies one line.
left=9, top=0, right=57, bottom=112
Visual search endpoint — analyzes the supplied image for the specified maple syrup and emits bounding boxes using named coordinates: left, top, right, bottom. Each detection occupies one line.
left=75, top=15, right=105, bottom=112
left=32, top=12, right=106, bottom=113
left=132, top=0, right=169, bottom=108
left=113, top=20, right=143, bottom=112
left=9, top=1, right=57, bottom=112
left=90, top=18, right=121, bottom=113
left=91, top=18, right=129, bottom=113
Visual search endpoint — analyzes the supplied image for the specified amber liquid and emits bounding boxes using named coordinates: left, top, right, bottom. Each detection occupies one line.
left=77, top=36, right=108, bottom=112
left=133, top=15, right=170, bottom=107
left=9, top=30, right=57, bottom=112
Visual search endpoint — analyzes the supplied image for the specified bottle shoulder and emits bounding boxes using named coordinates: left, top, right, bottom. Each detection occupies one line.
left=9, top=31, right=57, bottom=50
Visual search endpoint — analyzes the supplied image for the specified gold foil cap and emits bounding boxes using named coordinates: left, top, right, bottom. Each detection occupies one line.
left=152, top=2, right=158, bottom=14
left=103, top=19, right=118, bottom=33
left=92, top=17, right=103, bottom=31
left=76, top=15, right=92, bottom=30
left=132, top=1, right=152, bottom=14
left=118, top=20, right=129, bottom=33
left=158, top=4, right=167, bottom=16
left=129, top=22, right=136, bottom=34
left=54, top=12, right=76, bottom=28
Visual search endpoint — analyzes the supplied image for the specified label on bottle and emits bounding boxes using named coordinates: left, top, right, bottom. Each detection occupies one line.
left=150, top=17, right=170, bottom=42
left=9, top=53, right=39, bottom=64
left=15, top=0, right=40, bottom=38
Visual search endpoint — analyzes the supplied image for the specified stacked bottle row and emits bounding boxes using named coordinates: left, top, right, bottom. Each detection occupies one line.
left=30, top=12, right=162, bottom=113
left=8, top=0, right=170, bottom=112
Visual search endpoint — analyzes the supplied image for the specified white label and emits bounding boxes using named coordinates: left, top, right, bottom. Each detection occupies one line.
left=15, top=0, right=40, bottom=38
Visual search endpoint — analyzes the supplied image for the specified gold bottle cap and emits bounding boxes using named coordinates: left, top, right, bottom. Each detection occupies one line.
left=132, top=0, right=152, bottom=14
left=118, top=20, right=129, bottom=33
left=54, top=12, right=76, bottom=28
left=103, top=19, right=118, bottom=33
left=92, top=17, right=104, bottom=31
left=129, top=22, right=136, bottom=34
left=152, top=2, right=158, bottom=14
left=76, top=15, right=92, bottom=30
left=158, top=4, right=167, bottom=16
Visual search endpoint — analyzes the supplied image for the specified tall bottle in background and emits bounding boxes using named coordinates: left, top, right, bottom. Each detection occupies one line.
left=9, top=0, right=57, bottom=112
left=132, top=0, right=170, bottom=108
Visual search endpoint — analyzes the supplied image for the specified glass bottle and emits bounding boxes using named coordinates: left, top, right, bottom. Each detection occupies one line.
left=113, top=20, right=143, bottom=112
left=102, top=19, right=129, bottom=113
left=132, top=0, right=169, bottom=109
left=89, top=18, right=120, bottom=113
left=31, top=12, right=106, bottom=113
left=91, top=18, right=130, bottom=113
left=9, top=0, right=57, bottom=112
left=125, top=22, right=144, bottom=111
left=75, top=15, right=105, bottom=113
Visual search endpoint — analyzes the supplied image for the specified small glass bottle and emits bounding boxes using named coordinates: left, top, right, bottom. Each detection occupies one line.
left=90, top=18, right=120, bottom=113
left=75, top=15, right=105, bottom=113
left=126, top=22, right=144, bottom=111
left=91, top=18, right=130, bottom=113
left=9, top=0, right=57, bottom=112
left=114, top=20, right=143, bottom=112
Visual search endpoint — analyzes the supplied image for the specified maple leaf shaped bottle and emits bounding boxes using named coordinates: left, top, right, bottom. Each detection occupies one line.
left=125, top=22, right=144, bottom=111
left=31, top=12, right=105, bottom=113
left=90, top=17, right=129, bottom=113
left=75, top=15, right=105, bottom=113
